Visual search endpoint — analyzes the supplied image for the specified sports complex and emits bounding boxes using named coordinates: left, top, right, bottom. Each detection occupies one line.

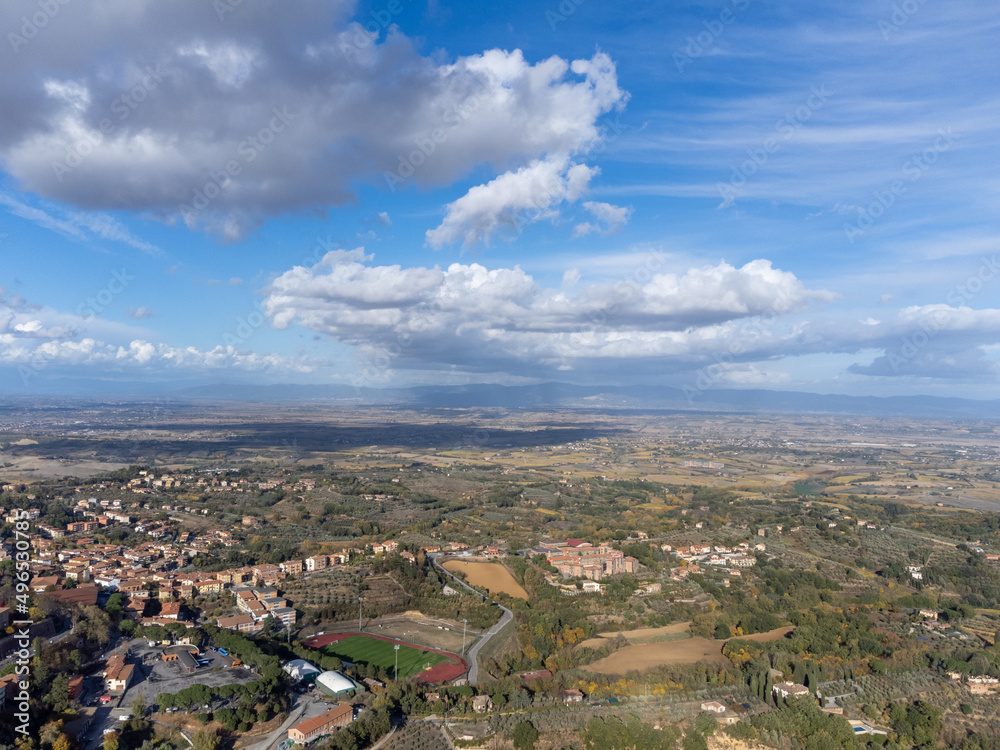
left=302, top=632, right=468, bottom=683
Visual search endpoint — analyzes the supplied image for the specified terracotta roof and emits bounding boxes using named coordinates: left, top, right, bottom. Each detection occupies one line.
left=290, top=704, right=352, bottom=735
left=40, top=585, right=98, bottom=606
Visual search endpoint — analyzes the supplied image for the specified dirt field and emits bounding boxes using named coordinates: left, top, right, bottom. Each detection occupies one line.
left=440, top=559, right=528, bottom=599
left=0, top=455, right=128, bottom=479
left=582, top=625, right=795, bottom=674
left=707, top=736, right=772, bottom=750
left=369, top=613, right=480, bottom=654
left=579, top=621, right=691, bottom=649
left=737, top=625, right=795, bottom=642
left=585, top=636, right=728, bottom=672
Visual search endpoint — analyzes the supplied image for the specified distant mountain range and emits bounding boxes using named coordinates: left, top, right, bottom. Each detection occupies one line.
left=162, top=381, right=1000, bottom=419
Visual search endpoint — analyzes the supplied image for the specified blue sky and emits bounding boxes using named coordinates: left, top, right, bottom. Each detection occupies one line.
left=1, top=0, right=998, bottom=397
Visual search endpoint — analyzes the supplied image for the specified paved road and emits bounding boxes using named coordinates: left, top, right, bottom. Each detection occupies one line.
left=0, top=622, right=74, bottom=669
left=465, top=606, right=512, bottom=684
left=251, top=695, right=309, bottom=750
left=429, top=555, right=513, bottom=685
left=250, top=692, right=335, bottom=750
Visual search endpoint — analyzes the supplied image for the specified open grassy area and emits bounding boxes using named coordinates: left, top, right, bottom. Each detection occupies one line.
left=318, top=635, right=451, bottom=679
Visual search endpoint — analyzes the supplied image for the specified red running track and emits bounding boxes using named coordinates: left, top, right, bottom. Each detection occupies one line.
left=302, top=632, right=469, bottom=683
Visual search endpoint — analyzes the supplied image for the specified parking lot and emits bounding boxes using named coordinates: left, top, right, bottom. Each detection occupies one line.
left=80, top=638, right=262, bottom=748
left=124, top=643, right=260, bottom=709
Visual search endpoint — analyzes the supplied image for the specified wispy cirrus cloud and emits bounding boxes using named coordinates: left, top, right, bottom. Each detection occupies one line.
left=0, top=192, right=160, bottom=253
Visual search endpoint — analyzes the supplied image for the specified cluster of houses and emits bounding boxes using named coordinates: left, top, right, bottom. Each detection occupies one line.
left=947, top=672, right=1000, bottom=693
left=662, top=542, right=762, bottom=579
left=216, top=586, right=297, bottom=632
left=9, top=508, right=499, bottom=639
left=8, top=502, right=500, bottom=615
left=538, top=539, right=640, bottom=581
left=97, top=470, right=318, bottom=496
left=26, top=497, right=138, bottom=540
left=684, top=460, right=725, bottom=469
left=8, top=541, right=361, bottom=632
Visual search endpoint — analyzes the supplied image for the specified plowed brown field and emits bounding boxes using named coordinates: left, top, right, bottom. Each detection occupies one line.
left=583, top=625, right=794, bottom=674
left=441, top=559, right=528, bottom=599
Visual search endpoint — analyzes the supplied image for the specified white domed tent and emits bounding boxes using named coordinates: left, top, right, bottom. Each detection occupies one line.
left=282, top=659, right=322, bottom=684
left=316, top=670, right=361, bottom=698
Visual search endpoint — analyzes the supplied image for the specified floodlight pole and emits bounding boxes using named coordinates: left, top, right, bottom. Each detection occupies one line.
left=462, top=619, right=467, bottom=655
left=358, top=597, right=363, bottom=632
left=394, top=644, right=400, bottom=680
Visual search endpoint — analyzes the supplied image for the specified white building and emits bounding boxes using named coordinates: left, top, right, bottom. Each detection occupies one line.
left=283, top=659, right=322, bottom=683
left=773, top=681, right=811, bottom=699
left=316, top=671, right=358, bottom=698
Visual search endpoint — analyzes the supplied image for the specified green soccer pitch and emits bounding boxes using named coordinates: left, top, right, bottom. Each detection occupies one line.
left=318, top=635, right=451, bottom=679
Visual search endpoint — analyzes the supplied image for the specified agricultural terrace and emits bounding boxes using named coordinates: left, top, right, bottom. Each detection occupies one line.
left=440, top=559, right=529, bottom=599
left=303, top=632, right=467, bottom=682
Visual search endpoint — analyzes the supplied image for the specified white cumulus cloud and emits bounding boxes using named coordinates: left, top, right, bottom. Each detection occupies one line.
left=0, top=2, right=626, bottom=242
left=573, top=200, right=632, bottom=237
left=263, top=250, right=836, bottom=380
left=426, top=156, right=599, bottom=249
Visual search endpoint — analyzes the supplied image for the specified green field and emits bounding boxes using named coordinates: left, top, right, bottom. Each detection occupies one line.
left=319, top=636, right=451, bottom=679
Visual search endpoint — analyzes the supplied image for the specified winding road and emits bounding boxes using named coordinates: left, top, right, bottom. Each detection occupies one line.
left=430, top=554, right=513, bottom=685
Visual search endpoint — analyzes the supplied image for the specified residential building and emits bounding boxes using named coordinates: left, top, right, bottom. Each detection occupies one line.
left=103, top=655, right=134, bottom=693
left=287, top=704, right=353, bottom=744
left=305, top=555, right=328, bottom=572
left=217, top=614, right=257, bottom=633
left=280, top=559, right=304, bottom=576
left=773, top=682, right=811, bottom=700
